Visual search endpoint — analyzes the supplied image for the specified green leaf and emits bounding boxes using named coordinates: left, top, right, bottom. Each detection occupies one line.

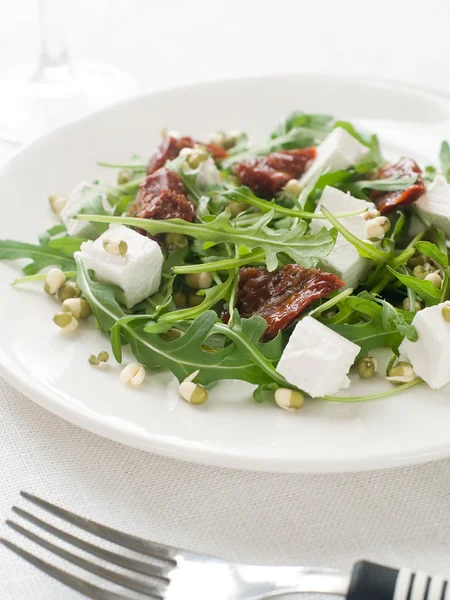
left=75, top=211, right=338, bottom=271
left=76, top=259, right=289, bottom=388
left=389, top=212, right=405, bottom=242
left=326, top=295, right=406, bottom=357
left=222, top=186, right=365, bottom=220
left=0, top=239, right=77, bottom=275
left=344, top=175, right=417, bottom=197
left=333, top=121, right=370, bottom=146
left=156, top=272, right=236, bottom=323
left=415, top=241, right=448, bottom=267
left=221, top=114, right=333, bottom=169
left=76, top=258, right=123, bottom=332
left=358, top=291, right=417, bottom=342
left=439, top=141, right=450, bottom=182
left=38, top=223, right=68, bottom=244
left=424, top=165, right=437, bottom=183
left=113, top=194, right=135, bottom=216
left=320, top=206, right=388, bottom=263
left=167, top=156, right=202, bottom=203
left=173, top=249, right=266, bottom=274
left=386, top=266, right=441, bottom=305
left=271, top=112, right=333, bottom=138
left=72, top=184, right=112, bottom=234
left=356, top=135, right=384, bottom=171
left=48, top=236, right=86, bottom=256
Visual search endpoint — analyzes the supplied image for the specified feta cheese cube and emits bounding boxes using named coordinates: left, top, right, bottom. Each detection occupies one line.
left=300, top=127, right=369, bottom=187
left=416, top=176, right=450, bottom=237
left=75, top=225, right=163, bottom=308
left=196, top=157, right=221, bottom=191
left=276, top=316, right=360, bottom=397
left=310, top=186, right=375, bottom=288
left=60, top=181, right=108, bottom=239
left=399, top=301, right=450, bottom=389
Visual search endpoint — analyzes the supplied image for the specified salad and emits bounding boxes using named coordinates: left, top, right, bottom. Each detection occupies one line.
left=2, top=111, right=450, bottom=411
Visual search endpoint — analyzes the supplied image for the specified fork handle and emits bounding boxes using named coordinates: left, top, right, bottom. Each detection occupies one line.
left=347, top=560, right=448, bottom=600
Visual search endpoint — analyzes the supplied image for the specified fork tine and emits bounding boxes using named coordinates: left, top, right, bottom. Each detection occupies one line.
left=12, top=507, right=170, bottom=581
left=7, top=520, right=165, bottom=599
left=21, top=491, right=177, bottom=563
left=0, top=538, right=132, bottom=600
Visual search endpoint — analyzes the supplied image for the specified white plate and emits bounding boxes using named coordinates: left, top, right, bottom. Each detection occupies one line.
left=2, top=74, right=450, bottom=473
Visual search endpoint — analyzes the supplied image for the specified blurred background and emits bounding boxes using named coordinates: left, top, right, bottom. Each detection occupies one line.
left=1, top=0, right=449, bottom=108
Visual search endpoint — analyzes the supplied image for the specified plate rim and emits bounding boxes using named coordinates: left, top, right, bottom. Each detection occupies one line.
left=1, top=72, right=450, bottom=473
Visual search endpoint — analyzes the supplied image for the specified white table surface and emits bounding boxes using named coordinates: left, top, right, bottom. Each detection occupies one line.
left=2, top=1, right=450, bottom=598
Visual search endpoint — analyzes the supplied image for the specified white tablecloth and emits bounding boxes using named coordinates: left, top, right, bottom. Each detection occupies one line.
left=2, top=1, right=450, bottom=598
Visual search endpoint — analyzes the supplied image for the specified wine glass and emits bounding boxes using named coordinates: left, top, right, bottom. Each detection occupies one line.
left=0, top=0, right=138, bottom=145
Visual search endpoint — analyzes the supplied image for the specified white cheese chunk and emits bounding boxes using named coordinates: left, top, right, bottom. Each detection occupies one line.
left=196, top=157, right=221, bottom=191
left=75, top=225, right=163, bottom=308
left=60, top=181, right=109, bottom=239
left=399, top=301, right=450, bottom=390
left=276, top=316, right=360, bottom=397
left=416, top=176, right=450, bottom=237
left=300, top=127, right=369, bottom=187
left=310, top=186, right=375, bottom=288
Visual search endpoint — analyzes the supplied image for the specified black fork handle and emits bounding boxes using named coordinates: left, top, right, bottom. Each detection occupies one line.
left=347, top=561, right=448, bottom=600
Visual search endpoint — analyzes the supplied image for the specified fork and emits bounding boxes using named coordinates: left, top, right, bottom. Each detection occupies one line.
left=1, top=492, right=448, bottom=600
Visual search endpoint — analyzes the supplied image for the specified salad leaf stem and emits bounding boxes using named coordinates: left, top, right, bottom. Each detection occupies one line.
left=157, top=273, right=236, bottom=323
left=310, top=288, right=354, bottom=318
left=12, top=270, right=77, bottom=286
left=323, top=377, right=423, bottom=402
left=98, top=162, right=146, bottom=170
left=173, top=249, right=265, bottom=274
left=223, top=186, right=366, bottom=220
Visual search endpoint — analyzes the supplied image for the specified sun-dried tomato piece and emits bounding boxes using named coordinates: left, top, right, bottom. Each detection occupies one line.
left=229, top=265, right=344, bottom=339
left=233, top=148, right=316, bottom=199
left=371, top=158, right=426, bottom=215
left=128, top=168, right=195, bottom=237
left=147, top=135, right=228, bottom=174
left=147, top=136, right=195, bottom=174
left=134, top=190, right=195, bottom=222
left=205, top=142, right=228, bottom=160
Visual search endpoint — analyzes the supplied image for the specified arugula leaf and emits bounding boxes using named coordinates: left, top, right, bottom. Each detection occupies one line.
left=156, top=273, right=236, bottom=323
left=75, top=211, right=338, bottom=272
left=271, top=112, right=333, bottom=138
left=167, top=156, right=202, bottom=203
left=358, top=291, right=417, bottom=342
left=389, top=212, right=405, bottom=242
left=440, top=141, right=450, bottom=182
left=423, top=165, right=437, bottom=183
left=344, top=175, right=417, bottom=198
left=0, top=239, right=77, bottom=275
left=415, top=241, right=449, bottom=268
left=356, top=135, right=384, bottom=171
left=333, top=121, right=369, bottom=146
left=173, top=249, right=266, bottom=274
left=221, top=186, right=364, bottom=221
left=76, top=259, right=288, bottom=387
left=386, top=266, right=441, bottom=305
left=47, top=236, right=86, bottom=256
left=320, top=206, right=389, bottom=263
left=325, top=295, right=406, bottom=358
left=38, top=224, right=68, bottom=245
left=70, top=184, right=112, bottom=234
left=221, top=114, right=332, bottom=169
left=113, top=194, right=135, bottom=216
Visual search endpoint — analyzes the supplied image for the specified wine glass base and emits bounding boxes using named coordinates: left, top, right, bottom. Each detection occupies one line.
left=0, top=60, right=139, bottom=144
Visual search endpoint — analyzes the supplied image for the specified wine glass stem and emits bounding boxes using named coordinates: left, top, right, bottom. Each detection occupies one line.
left=32, top=0, right=73, bottom=83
